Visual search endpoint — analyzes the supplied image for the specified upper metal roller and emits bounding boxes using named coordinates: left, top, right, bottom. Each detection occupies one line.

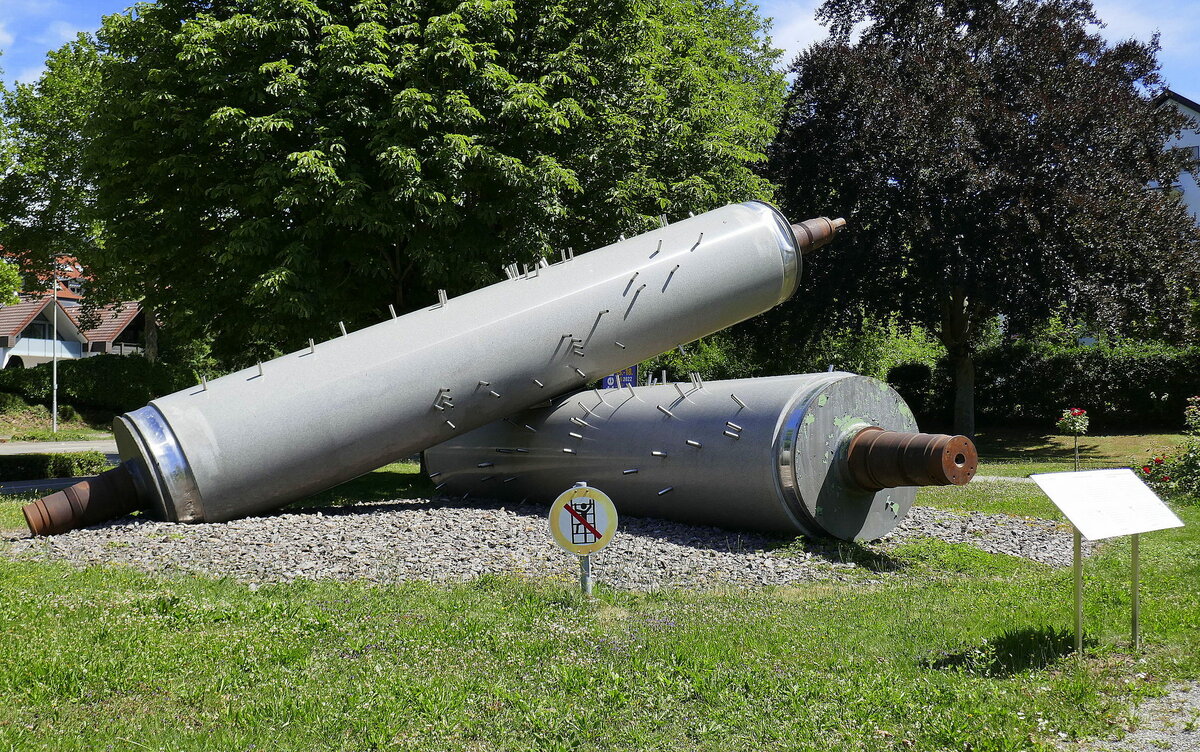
left=26, top=203, right=844, bottom=535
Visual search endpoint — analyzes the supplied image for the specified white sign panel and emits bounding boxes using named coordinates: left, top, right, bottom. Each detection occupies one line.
left=1031, top=469, right=1184, bottom=541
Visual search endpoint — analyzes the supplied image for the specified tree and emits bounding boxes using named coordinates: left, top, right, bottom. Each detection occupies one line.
left=0, top=37, right=102, bottom=291
left=767, top=0, right=1200, bottom=436
left=87, top=0, right=784, bottom=364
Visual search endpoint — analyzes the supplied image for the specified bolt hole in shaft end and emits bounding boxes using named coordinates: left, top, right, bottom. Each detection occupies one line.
left=845, top=426, right=978, bottom=491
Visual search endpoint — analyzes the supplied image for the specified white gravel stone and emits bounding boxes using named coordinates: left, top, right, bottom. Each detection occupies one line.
left=2, top=497, right=1095, bottom=589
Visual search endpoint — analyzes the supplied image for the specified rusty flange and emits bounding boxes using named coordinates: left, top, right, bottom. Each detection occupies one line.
left=23, top=463, right=140, bottom=536
left=845, top=427, right=978, bottom=491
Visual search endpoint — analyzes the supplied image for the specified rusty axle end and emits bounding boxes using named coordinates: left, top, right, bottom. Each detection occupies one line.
left=22, top=463, right=141, bottom=536
left=792, top=217, right=847, bottom=255
left=846, top=427, right=978, bottom=491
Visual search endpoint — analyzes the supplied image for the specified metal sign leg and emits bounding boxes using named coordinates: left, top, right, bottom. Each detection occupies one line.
left=580, top=554, right=593, bottom=597
left=1131, top=533, right=1140, bottom=652
left=1073, top=527, right=1083, bottom=655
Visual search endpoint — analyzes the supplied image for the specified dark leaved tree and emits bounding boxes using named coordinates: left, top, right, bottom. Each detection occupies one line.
left=767, top=0, right=1200, bottom=435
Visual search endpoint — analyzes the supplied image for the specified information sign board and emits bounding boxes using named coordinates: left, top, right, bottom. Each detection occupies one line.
left=1031, top=469, right=1184, bottom=541
left=548, top=484, right=619, bottom=555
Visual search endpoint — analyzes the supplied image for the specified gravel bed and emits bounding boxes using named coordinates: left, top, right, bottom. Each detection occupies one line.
left=3, top=497, right=1094, bottom=590
left=1078, top=683, right=1200, bottom=752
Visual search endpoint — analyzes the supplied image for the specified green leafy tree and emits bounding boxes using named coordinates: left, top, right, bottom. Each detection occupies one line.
left=87, top=0, right=784, bottom=364
left=767, top=0, right=1200, bottom=436
left=0, top=37, right=102, bottom=291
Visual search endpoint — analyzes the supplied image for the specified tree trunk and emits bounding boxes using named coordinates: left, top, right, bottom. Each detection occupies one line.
left=143, top=305, right=159, bottom=364
left=940, top=286, right=976, bottom=438
left=949, top=346, right=975, bottom=438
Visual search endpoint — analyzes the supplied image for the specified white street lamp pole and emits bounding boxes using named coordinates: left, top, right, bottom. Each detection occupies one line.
left=51, top=273, right=58, bottom=435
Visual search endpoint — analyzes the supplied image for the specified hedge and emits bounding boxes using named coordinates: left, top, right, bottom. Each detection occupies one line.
left=0, top=354, right=195, bottom=414
left=973, top=342, right=1200, bottom=431
left=0, top=451, right=111, bottom=481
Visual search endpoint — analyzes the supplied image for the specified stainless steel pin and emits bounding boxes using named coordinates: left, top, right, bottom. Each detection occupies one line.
left=726, top=421, right=743, bottom=431
left=435, top=482, right=446, bottom=490
left=569, top=431, right=583, bottom=439
left=489, top=390, right=501, bottom=398
left=338, top=321, right=347, bottom=336
left=478, top=380, right=490, bottom=386
left=651, top=450, right=667, bottom=457
left=656, top=405, right=675, bottom=418
left=388, top=304, right=397, bottom=319
left=659, top=214, right=668, bottom=227
left=200, top=374, right=208, bottom=391
left=614, top=341, right=626, bottom=349
left=257, top=362, right=264, bottom=377
left=573, top=367, right=586, bottom=378
left=563, top=448, right=576, bottom=454
left=429, top=471, right=442, bottom=478
left=533, top=379, right=544, bottom=388
left=692, top=232, right=703, bottom=250
left=623, top=469, right=638, bottom=475
left=686, top=439, right=702, bottom=448
left=309, top=338, right=316, bottom=354
left=437, top=289, right=448, bottom=306
left=524, top=424, right=537, bottom=432
left=724, top=430, right=740, bottom=439
left=570, top=417, right=590, bottom=427
left=674, top=383, right=687, bottom=399
left=503, top=477, right=517, bottom=483
left=731, top=394, right=747, bottom=409
left=658, top=486, right=674, bottom=495
left=445, top=420, right=456, bottom=429
left=480, top=476, right=494, bottom=482
left=477, top=462, right=494, bottom=468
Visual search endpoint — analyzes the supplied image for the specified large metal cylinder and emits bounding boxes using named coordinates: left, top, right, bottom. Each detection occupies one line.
left=422, top=374, right=978, bottom=541
left=26, top=202, right=821, bottom=533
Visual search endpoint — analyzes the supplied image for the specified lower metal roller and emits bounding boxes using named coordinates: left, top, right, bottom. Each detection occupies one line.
left=422, top=373, right=977, bottom=541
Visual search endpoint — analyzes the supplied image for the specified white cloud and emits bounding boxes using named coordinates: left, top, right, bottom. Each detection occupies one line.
left=0, top=22, right=13, bottom=50
left=34, top=19, right=85, bottom=47
left=760, top=0, right=827, bottom=67
left=15, top=64, right=45, bottom=84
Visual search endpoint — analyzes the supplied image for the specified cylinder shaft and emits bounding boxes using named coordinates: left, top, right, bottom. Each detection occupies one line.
left=22, top=464, right=140, bottom=536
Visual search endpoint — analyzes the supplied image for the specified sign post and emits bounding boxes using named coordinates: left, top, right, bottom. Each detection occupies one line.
left=1032, top=469, right=1183, bottom=653
left=548, top=482, right=619, bottom=596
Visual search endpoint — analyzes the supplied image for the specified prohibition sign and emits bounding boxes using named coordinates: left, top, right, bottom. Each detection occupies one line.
left=548, top=485, right=619, bottom=555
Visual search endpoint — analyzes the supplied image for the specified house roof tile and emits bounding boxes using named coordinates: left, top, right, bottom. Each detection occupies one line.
left=65, top=302, right=141, bottom=343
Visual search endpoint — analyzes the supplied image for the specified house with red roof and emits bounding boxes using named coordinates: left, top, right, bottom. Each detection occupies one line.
left=0, top=256, right=144, bottom=368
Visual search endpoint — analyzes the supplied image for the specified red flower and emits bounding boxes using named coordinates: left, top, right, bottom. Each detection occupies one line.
left=1070, top=408, right=1085, bottom=416
left=1142, top=466, right=1152, bottom=474
left=1154, top=457, right=1164, bottom=465
left=1163, top=476, right=1171, bottom=482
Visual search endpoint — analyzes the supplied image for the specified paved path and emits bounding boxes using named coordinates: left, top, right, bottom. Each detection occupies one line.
left=0, top=439, right=116, bottom=455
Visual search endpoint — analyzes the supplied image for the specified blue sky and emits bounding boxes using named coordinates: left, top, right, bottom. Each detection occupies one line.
left=2, top=0, right=1198, bottom=96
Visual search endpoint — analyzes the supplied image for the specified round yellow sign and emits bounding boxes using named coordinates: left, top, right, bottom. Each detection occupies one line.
left=548, top=484, right=619, bottom=555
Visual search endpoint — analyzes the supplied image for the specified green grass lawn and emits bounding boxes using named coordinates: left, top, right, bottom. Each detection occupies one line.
left=0, top=442, right=1196, bottom=750
left=974, top=429, right=1184, bottom=477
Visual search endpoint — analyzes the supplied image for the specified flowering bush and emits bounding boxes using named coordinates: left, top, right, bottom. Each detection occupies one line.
left=1141, top=442, right=1200, bottom=503
left=1055, top=407, right=1089, bottom=435
left=1185, top=396, right=1200, bottom=434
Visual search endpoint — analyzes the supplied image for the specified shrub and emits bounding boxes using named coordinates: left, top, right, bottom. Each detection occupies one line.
left=0, top=355, right=195, bottom=414
left=0, top=451, right=111, bottom=481
left=0, top=392, right=30, bottom=414
left=975, top=340, right=1200, bottom=430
